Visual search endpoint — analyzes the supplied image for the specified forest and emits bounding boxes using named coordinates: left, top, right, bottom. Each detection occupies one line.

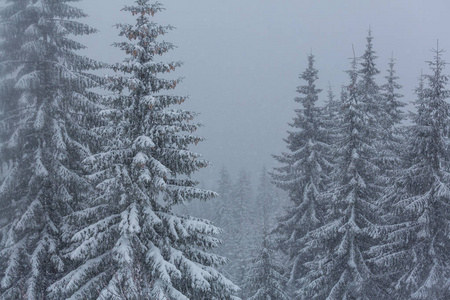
left=0, top=0, right=449, bottom=300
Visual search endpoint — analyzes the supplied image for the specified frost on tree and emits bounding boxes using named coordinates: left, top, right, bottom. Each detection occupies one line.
left=271, top=53, right=333, bottom=296
left=244, top=229, right=289, bottom=300
left=322, top=83, right=341, bottom=146
left=371, top=47, right=450, bottom=300
left=211, top=167, right=235, bottom=276
left=255, top=167, right=285, bottom=232
left=47, top=1, right=238, bottom=299
left=377, top=55, right=405, bottom=177
left=213, top=167, right=234, bottom=235
left=0, top=0, right=101, bottom=298
left=300, top=48, right=387, bottom=299
left=228, top=170, right=253, bottom=296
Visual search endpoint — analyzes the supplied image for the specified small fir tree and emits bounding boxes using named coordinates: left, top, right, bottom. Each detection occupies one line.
left=227, top=170, right=253, bottom=296
left=213, top=166, right=235, bottom=238
left=245, top=227, right=290, bottom=300
left=254, top=166, right=284, bottom=233
left=322, top=83, right=342, bottom=147
left=380, top=55, right=404, bottom=134
left=376, top=55, right=405, bottom=176
left=359, top=30, right=382, bottom=120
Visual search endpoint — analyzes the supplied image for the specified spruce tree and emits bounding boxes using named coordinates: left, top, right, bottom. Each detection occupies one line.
left=254, top=167, right=283, bottom=234
left=380, top=56, right=404, bottom=135
left=244, top=168, right=290, bottom=300
left=272, top=53, right=332, bottom=296
left=301, top=52, right=387, bottom=300
left=207, top=167, right=236, bottom=286
left=359, top=30, right=381, bottom=113
left=213, top=166, right=234, bottom=239
left=47, top=1, right=238, bottom=299
left=371, top=48, right=450, bottom=300
left=322, top=83, right=341, bottom=147
left=0, top=0, right=101, bottom=298
left=228, top=169, right=252, bottom=296
left=377, top=56, right=405, bottom=174
left=245, top=230, right=289, bottom=300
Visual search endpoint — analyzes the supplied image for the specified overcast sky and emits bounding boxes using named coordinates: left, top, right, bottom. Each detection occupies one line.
left=73, top=0, right=450, bottom=187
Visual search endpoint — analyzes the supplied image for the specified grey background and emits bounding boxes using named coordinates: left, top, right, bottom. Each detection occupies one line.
left=13, top=0, right=450, bottom=187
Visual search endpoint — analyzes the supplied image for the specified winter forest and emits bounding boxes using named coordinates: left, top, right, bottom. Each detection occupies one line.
left=0, top=0, right=450, bottom=299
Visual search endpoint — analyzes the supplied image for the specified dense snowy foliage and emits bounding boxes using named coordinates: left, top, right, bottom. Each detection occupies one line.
left=0, top=0, right=101, bottom=298
left=271, top=53, right=333, bottom=297
left=371, top=48, right=450, bottom=300
left=47, top=1, right=239, bottom=299
left=244, top=230, right=289, bottom=300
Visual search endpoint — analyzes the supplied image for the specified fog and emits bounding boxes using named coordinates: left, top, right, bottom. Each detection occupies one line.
left=75, top=0, right=450, bottom=186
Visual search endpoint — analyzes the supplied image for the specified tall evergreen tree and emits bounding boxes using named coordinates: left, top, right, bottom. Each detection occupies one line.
left=301, top=51, right=386, bottom=300
left=47, top=1, right=238, bottom=299
left=272, top=53, right=332, bottom=297
left=0, top=0, right=101, bottom=298
left=371, top=48, right=450, bottom=300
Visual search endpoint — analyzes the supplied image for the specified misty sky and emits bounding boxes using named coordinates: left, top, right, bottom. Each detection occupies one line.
left=55, top=0, right=450, bottom=187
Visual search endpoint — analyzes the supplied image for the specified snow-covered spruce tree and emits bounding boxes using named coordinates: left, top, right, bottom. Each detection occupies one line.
left=0, top=0, right=101, bottom=298
left=380, top=55, right=404, bottom=136
left=322, top=83, right=341, bottom=147
left=271, top=53, right=332, bottom=296
left=213, top=166, right=234, bottom=236
left=371, top=48, right=450, bottom=300
left=244, top=226, right=289, bottom=300
left=300, top=53, right=388, bottom=300
left=377, top=55, right=405, bottom=174
left=358, top=30, right=381, bottom=119
left=212, top=166, right=235, bottom=267
left=47, top=1, right=238, bottom=299
left=254, top=166, right=284, bottom=233
left=227, top=169, right=252, bottom=296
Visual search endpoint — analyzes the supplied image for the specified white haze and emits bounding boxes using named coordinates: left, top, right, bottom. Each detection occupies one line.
left=71, top=0, right=450, bottom=187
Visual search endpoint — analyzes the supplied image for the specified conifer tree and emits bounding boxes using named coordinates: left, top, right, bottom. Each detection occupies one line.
left=301, top=52, right=387, bottom=300
left=272, top=53, right=332, bottom=296
left=254, top=167, right=283, bottom=232
left=380, top=56, right=404, bottom=134
left=47, top=1, right=238, bottom=299
left=377, top=56, right=405, bottom=174
left=0, top=1, right=101, bottom=298
left=210, top=167, right=236, bottom=284
left=371, top=48, right=450, bottom=300
left=245, top=229, right=289, bottom=300
left=323, top=83, right=341, bottom=146
left=359, top=30, right=381, bottom=119
left=214, top=167, right=234, bottom=236
left=227, top=170, right=252, bottom=295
